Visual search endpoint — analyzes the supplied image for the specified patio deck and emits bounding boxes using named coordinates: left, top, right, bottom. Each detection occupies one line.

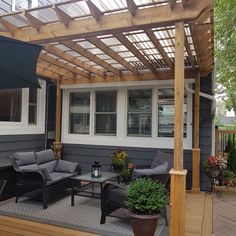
left=0, top=192, right=212, bottom=236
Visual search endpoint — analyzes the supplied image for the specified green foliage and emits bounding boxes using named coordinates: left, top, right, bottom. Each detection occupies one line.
left=111, top=148, right=128, bottom=167
left=125, top=178, right=167, bottom=215
left=225, top=136, right=233, bottom=153
left=121, top=167, right=130, bottom=177
left=227, top=146, right=236, bottom=173
left=215, top=0, right=236, bottom=116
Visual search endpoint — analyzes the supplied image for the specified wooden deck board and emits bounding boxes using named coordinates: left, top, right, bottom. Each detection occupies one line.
left=0, top=192, right=212, bottom=236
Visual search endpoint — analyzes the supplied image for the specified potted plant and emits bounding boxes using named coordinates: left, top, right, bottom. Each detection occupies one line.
left=121, top=167, right=131, bottom=184
left=111, top=147, right=128, bottom=171
left=125, top=178, right=167, bottom=236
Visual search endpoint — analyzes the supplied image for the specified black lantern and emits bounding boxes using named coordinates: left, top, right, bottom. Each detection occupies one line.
left=91, top=161, right=102, bottom=178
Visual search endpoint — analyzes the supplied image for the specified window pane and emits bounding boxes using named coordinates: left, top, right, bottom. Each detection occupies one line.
left=96, top=91, right=116, bottom=112
left=158, top=89, right=187, bottom=137
left=95, top=91, right=117, bottom=135
left=96, top=114, right=117, bottom=134
left=127, top=89, right=152, bottom=137
left=28, top=88, right=37, bottom=124
left=69, top=92, right=90, bottom=134
left=0, top=89, right=22, bottom=122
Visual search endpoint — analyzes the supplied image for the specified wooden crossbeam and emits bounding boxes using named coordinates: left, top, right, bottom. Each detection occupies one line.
left=38, top=59, right=76, bottom=79
left=37, top=66, right=61, bottom=80
left=169, top=0, right=177, bottom=9
left=126, top=0, right=138, bottom=16
left=23, top=11, right=44, bottom=32
left=45, top=45, right=105, bottom=78
left=114, top=33, right=157, bottom=75
left=184, top=32, right=195, bottom=68
left=52, top=5, right=73, bottom=27
left=62, top=40, right=121, bottom=76
left=0, top=18, right=18, bottom=34
left=39, top=52, right=89, bottom=79
left=0, top=0, right=212, bottom=43
left=88, top=37, right=139, bottom=75
left=85, top=0, right=103, bottom=22
left=145, top=29, right=174, bottom=69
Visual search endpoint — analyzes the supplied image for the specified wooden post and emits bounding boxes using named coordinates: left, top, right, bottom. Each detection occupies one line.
left=169, top=21, right=187, bottom=236
left=192, top=71, right=201, bottom=192
left=53, top=79, right=62, bottom=159
left=215, top=128, right=220, bottom=156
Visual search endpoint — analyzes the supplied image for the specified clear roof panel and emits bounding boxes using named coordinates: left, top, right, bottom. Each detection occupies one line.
left=2, top=15, right=29, bottom=27
left=58, top=2, right=90, bottom=18
left=100, top=37, right=120, bottom=46
left=90, top=0, right=127, bottom=12
left=30, top=8, right=58, bottom=23
left=78, top=41, right=95, bottom=49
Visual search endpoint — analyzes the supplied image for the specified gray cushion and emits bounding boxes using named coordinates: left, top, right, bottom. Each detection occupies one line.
left=48, top=172, right=72, bottom=184
left=41, top=168, right=52, bottom=181
left=39, top=160, right=57, bottom=173
left=35, top=149, right=55, bottom=165
left=54, top=160, right=79, bottom=174
left=13, top=152, right=36, bottom=167
left=151, top=151, right=173, bottom=170
left=18, top=164, right=39, bottom=170
left=132, top=161, right=168, bottom=180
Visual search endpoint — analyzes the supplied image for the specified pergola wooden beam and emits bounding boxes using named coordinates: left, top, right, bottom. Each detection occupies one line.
left=0, top=0, right=212, bottom=43
left=145, top=29, right=174, bottom=69
left=62, top=40, right=121, bottom=76
left=37, top=66, right=61, bottom=80
left=184, top=32, right=195, bottom=68
left=114, top=33, right=157, bottom=75
left=39, top=52, right=90, bottom=79
left=126, top=0, right=138, bottom=16
left=0, top=18, right=18, bottom=34
left=45, top=45, right=105, bottom=78
left=88, top=37, right=139, bottom=75
left=52, top=5, right=73, bottom=27
left=169, top=0, right=177, bottom=9
left=23, top=11, right=44, bottom=32
left=85, top=0, right=103, bottom=22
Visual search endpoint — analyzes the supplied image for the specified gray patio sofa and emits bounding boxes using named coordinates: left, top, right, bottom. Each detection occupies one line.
left=8, top=149, right=80, bottom=209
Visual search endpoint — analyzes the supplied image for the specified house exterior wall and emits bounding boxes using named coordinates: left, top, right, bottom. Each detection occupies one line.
left=61, top=74, right=213, bottom=190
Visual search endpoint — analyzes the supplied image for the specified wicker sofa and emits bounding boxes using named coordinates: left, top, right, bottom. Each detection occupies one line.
left=8, top=149, right=80, bottom=209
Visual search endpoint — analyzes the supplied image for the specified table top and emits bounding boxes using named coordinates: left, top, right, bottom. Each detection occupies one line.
left=71, top=171, right=120, bottom=183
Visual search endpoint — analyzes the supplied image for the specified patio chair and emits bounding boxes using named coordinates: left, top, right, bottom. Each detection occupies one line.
left=8, top=149, right=81, bottom=209
left=0, top=179, right=7, bottom=197
left=100, top=151, right=172, bottom=225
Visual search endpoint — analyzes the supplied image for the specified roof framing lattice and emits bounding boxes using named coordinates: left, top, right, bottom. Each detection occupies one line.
left=0, top=0, right=214, bottom=85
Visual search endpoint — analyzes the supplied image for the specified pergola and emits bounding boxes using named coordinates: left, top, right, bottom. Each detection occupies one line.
left=0, top=0, right=214, bottom=235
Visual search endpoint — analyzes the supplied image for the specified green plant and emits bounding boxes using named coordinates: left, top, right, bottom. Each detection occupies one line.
left=121, top=167, right=130, bottom=177
left=223, top=170, right=236, bottom=187
left=227, top=147, right=236, bottom=173
left=111, top=147, right=128, bottom=167
left=125, top=178, right=167, bottom=215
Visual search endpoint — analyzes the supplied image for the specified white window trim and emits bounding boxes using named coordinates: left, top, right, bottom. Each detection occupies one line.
left=0, top=79, right=46, bottom=135
left=61, top=80, right=193, bottom=150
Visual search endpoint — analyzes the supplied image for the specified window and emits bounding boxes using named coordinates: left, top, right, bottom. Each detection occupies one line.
left=28, top=87, right=37, bottom=124
left=0, top=89, right=22, bottom=122
left=69, top=92, right=90, bottom=134
left=158, top=89, right=187, bottom=137
left=127, top=89, right=152, bottom=137
left=95, top=91, right=117, bottom=135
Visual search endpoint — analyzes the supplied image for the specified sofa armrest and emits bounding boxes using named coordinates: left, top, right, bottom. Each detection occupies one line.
left=54, top=160, right=79, bottom=174
left=17, top=169, right=47, bottom=184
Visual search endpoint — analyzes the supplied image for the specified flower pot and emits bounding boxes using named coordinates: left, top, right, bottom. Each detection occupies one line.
left=207, top=168, right=220, bottom=178
left=129, top=213, right=159, bottom=236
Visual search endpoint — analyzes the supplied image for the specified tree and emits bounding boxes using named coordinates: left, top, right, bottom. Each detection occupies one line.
left=215, top=0, right=236, bottom=116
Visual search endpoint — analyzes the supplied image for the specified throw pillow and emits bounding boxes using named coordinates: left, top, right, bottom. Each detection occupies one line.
left=54, top=160, right=79, bottom=174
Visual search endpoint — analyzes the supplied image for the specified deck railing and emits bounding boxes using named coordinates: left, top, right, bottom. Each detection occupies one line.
left=215, top=129, right=236, bottom=155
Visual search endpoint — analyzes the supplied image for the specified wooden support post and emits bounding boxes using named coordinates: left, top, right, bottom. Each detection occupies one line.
left=170, top=21, right=187, bottom=236
left=215, top=128, right=220, bottom=156
left=53, top=80, right=62, bottom=159
left=192, top=71, right=201, bottom=192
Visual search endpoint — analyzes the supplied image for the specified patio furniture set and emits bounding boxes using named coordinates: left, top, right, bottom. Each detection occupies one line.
left=6, top=149, right=171, bottom=225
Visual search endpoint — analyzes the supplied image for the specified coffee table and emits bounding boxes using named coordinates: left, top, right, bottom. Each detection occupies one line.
left=70, top=172, right=120, bottom=206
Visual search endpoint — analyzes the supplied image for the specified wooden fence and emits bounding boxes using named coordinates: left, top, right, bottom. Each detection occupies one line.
left=215, top=129, right=236, bottom=155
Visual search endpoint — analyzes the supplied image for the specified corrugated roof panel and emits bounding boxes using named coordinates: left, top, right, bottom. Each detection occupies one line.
left=123, top=57, right=139, bottom=62
left=85, top=61, right=97, bottom=66
left=78, top=41, right=95, bottom=49
left=88, top=48, right=104, bottom=54
left=112, top=63, right=125, bottom=69
left=2, top=15, right=29, bottom=27
left=136, top=41, right=154, bottom=49
left=142, top=48, right=159, bottom=55
left=90, top=0, right=127, bottom=12
left=58, top=2, right=90, bottom=18
left=100, top=37, right=120, bottom=46
left=127, top=33, right=149, bottom=42
left=97, top=54, right=111, bottom=60
left=77, top=56, right=89, bottom=62
left=110, top=45, right=127, bottom=52
left=66, top=51, right=81, bottom=57
left=105, top=59, right=118, bottom=64
left=93, top=65, right=104, bottom=70
left=55, top=44, right=70, bottom=51
left=118, top=51, right=134, bottom=57
left=30, top=8, right=58, bottom=23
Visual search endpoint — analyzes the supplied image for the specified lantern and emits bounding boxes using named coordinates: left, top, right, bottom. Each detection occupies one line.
left=91, top=161, right=102, bottom=178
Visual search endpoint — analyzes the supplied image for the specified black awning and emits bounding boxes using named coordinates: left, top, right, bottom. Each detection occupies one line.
left=0, top=36, right=42, bottom=89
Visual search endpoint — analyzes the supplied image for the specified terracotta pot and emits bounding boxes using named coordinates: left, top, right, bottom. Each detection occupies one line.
left=130, top=213, right=159, bottom=236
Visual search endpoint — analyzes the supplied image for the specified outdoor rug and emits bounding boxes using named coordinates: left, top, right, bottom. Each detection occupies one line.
left=0, top=193, right=168, bottom=236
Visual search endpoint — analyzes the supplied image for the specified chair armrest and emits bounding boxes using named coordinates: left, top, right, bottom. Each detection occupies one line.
left=103, top=181, right=127, bottom=191
left=17, top=169, right=47, bottom=184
